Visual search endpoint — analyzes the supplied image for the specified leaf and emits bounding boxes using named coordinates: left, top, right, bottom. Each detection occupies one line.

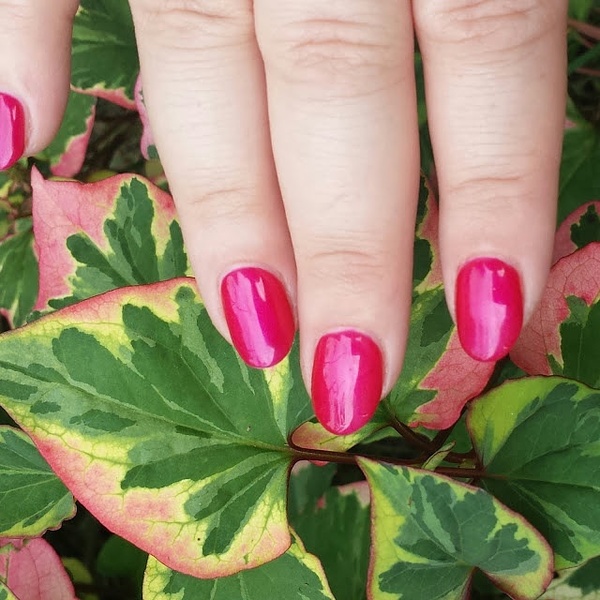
left=96, top=534, right=147, bottom=579
left=387, top=180, right=493, bottom=430
left=0, top=582, right=18, bottom=600
left=360, top=458, right=553, bottom=600
left=468, top=377, right=600, bottom=569
left=511, top=243, right=600, bottom=384
left=287, top=461, right=337, bottom=518
left=0, top=537, right=77, bottom=600
left=292, top=483, right=371, bottom=600
left=71, top=0, right=139, bottom=109
left=31, top=170, right=191, bottom=312
left=0, top=218, right=38, bottom=327
left=553, top=202, right=600, bottom=264
left=36, top=91, right=96, bottom=178
left=0, top=427, right=74, bottom=538
left=541, top=557, right=600, bottom=599
left=0, top=279, right=314, bottom=578
left=143, top=531, right=334, bottom=600
left=558, top=101, right=600, bottom=223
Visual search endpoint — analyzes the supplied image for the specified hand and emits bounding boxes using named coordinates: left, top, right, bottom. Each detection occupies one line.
left=2, top=0, right=567, bottom=435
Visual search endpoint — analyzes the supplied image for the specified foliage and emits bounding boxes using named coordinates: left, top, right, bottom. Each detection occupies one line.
left=0, top=1, right=599, bottom=599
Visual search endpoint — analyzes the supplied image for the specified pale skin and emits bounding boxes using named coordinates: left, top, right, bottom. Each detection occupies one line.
left=9, top=1, right=567, bottom=432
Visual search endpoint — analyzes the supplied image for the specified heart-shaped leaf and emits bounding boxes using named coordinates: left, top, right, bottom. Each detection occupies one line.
left=0, top=427, right=74, bottom=538
left=36, top=91, right=96, bottom=178
left=511, top=243, right=600, bottom=383
left=0, top=279, right=313, bottom=577
left=0, top=538, right=77, bottom=600
left=71, top=0, right=139, bottom=109
left=32, top=170, right=190, bottom=313
left=468, top=377, right=600, bottom=569
left=360, top=458, right=553, bottom=600
left=142, top=532, right=335, bottom=600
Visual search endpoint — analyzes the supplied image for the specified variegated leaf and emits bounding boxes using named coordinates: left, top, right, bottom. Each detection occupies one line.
left=360, top=459, right=553, bottom=600
left=0, top=279, right=313, bottom=578
left=0, top=427, right=74, bottom=538
left=386, top=180, right=493, bottom=430
left=142, top=532, right=335, bottom=600
left=553, top=201, right=600, bottom=263
left=511, top=243, right=600, bottom=384
left=32, top=170, right=190, bottom=313
left=0, top=582, right=18, bottom=600
left=468, top=377, right=600, bottom=569
left=0, top=538, right=77, bottom=600
left=36, top=91, right=96, bottom=178
left=71, top=0, right=139, bottom=109
left=0, top=217, right=38, bottom=327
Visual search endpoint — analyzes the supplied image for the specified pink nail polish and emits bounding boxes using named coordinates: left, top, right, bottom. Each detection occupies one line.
left=311, top=331, right=383, bottom=435
left=221, top=267, right=295, bottom=368
left=456, top=257, right=523, bottom=362
left=0, top=93, right=25, bottom=170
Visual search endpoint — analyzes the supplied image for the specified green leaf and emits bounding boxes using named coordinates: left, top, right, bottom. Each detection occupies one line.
left=32, top=170, right=191, bottom=312
left=143, top=531, right=334, bottom=600
left=96, top=534, right=147, bottom=579
left=287, top=461, right=337, bottom=518
left=540, top=556, right=600, bottom=598
left=292, top=483, right=370, bottom=600
left=0, top=279, right=313, bottom=578
left=553, top=202, right=600, bottom=263
left=36, top=91, right=96, bottom=178
left=360, top=459, right=553, bottom=600
left=0, top=582, right=18, bottom=600
left=0, top=218, right=38, bottom=327
left=468, top=377, right=600, bottom=569
left=71, top=0, right=139, bottom=108
left=0, top=426, right=74, bottom=538
left=569, top=0, right=595, bottom=21
left=558, top=104, right=600, bottom=223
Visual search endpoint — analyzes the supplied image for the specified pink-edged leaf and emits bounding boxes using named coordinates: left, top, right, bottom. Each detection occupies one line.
left=71, top=0, right=138, bottom=110
left=36, top=91, right=96, bottom=178
left=0, top=279, right=315, bottom=578
left=0, top=538, right=76, bottom=600
left=135, top=75, right=157, bottom=161
left=31, top=169, right=190, bottom=312
left=386, top=180, right=493, bottom=430
left=553, top=201, right=600, bottom=264
left=511, top=243, right=600, bottom=384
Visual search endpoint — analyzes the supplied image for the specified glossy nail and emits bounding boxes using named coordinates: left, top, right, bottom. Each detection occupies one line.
left=221, top=267, right=295, bottom=368
left=0, top=94, right=25, bottom=170
left=311, top=331, right=383, bottom=435
left=456, top=257, right=523, bottom=362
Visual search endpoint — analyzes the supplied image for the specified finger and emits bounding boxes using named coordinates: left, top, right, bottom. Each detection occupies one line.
left=414, top=0, right=567, bottom=361
left=129, top=0, right=296, bottom=368
left=255, top=0, right=419, bottom=434
left=0, top=0, right=79, bottom=168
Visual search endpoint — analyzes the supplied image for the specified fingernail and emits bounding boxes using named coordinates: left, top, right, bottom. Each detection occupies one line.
left=311, top=330, right=383, bottom=435
left=221, top=267, right=295, bottom=368
left=0, top=93, right=25, bottom=170
left=456, top=257, right=523, bottom=362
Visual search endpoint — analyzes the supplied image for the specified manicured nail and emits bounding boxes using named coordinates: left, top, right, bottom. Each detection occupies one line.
left=311, top=331, right=383, bottom=435
left=456, top=257, right=523, bottom=362
left=221, top=267, right=295, bottom=368
left=0, top=93, right=25, bottom=171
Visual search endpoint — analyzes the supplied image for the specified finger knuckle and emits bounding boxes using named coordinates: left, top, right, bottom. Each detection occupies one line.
left=301, top=240, right=391, bottom=296
left=417, top=0, right=558, bottom=53
left=132, top=0, right=253, bottom=48
left=259, top=13, right=401, bottom=88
